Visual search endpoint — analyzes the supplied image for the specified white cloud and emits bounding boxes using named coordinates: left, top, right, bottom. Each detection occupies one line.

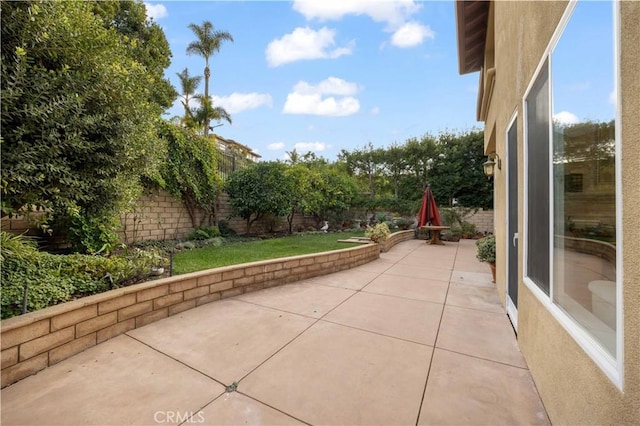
left=391, top=22, right=434, bottom=47
left=266, top=27, right=353, bottom=67
left=293, top=77, right=359, bottom=96
left=371, top=107, right=380, bottom=115
left=268, top=142, right=285, bottom=151
left=284, top=93, right=360, bottom=116
left=144, top=3, right=168, bottom=20
left=553, top=110, right=579, bottom=125
left=609, top=90, right=616, bottom=105
left=294, top=142, right=330, bottom=153
left=283, top=77, right=361, bottom=116
left=293, top=0, right=421, bottom=29
left=210, top=93, right=272, bottom=114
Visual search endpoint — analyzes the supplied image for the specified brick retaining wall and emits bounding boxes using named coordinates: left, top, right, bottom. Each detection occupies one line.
left=0, top=243, right=379, bottom=388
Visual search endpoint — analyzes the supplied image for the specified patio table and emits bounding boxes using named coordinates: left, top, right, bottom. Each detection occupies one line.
left=420, top=225, right=451, bottom=245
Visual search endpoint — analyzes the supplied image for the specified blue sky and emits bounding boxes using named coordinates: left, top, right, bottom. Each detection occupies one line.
left=144, top=0, right=482, bottom=161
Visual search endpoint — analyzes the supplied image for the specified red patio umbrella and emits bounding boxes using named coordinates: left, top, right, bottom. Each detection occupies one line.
left=417, top=185, right=442, bottom=227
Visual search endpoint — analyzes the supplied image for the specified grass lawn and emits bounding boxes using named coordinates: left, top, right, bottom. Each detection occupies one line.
left=172, top=231, right=365, bottom=275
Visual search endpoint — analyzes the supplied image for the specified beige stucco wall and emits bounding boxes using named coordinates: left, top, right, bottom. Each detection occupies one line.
left=483, top=1, right=639, bottom=424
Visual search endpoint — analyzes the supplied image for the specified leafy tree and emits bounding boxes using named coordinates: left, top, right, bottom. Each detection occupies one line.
left=284, top=164, right=314, bottom=233
left=187, top=20, right=233, bottom=136
left=224, top=162, right=293, bottom=234
left=92, top=0, right=176, bottom=110
left=298, top=161, right=359, bottom=225
left=381, top=143, right=409, bottom=199
left=404, top=135, right=438, bottom=192
left=158, top=121, right=222, bottom=228
left=1, top=1, right=173, bottom=251
left=429, top=130, right=493, bottom=209
left=339, top=142, right=384, bottom=198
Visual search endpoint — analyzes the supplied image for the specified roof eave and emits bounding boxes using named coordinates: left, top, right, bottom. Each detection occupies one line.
left=455, top=1, right=490, bottom=75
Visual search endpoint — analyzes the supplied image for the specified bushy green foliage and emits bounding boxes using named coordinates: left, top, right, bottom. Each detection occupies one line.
left=476, top=235, right=496, bottom=263
left=224, top=162, right=292, bottom=234
left=187, top=226, right=221, bottom=241
left=1, top=0, right=173, bottom=246
left=217, top=221, right=237, bottom=237
left=66, top=206, right=120, bottom=254
left=461, top=221, right=477, bottom=237
left=430, top=130, right=493, bottom=209
left=0, top=232, right=167, bottom=319
left=365, top=223, right=391, bottom=243
left=158, top=121, right=222, bottom=228
left=338, top=130, right=492, bottom=211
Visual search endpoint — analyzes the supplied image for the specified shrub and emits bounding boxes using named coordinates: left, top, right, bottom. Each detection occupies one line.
left=218, top=221, right=237, bottom=237
left=0, top=232, right=168, bottom=319
left=66, top=206, right=121, bottom=254
left=461, top=221, right=476, bottom=238
left=384, top=220, right=398, bottom=230
left=187, top=226, right=221, bottom=240
left=365, top=222, right=391, bottom=243
left=375, top=212, right=388, bottom=223
left=476, top=235, right=496, bottom=263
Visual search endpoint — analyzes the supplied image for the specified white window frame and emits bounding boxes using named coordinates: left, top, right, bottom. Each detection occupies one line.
left=521, top=0, right=623, bottom=389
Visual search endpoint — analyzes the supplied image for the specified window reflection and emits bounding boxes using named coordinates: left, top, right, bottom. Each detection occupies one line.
left=551, top=1, right=616, bottom=356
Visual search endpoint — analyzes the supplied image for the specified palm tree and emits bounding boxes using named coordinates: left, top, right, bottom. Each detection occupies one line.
left=176, top=68, right=202, bottom=119
left=186, top=21, right=233, bottom=135
left=185, top=95, right=232, bottom=133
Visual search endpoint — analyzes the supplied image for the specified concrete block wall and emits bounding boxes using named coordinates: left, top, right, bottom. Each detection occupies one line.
left=0, top=243, right=380, bottom=388
left=119, top=190, right=318, bottom=242
left=119, top=190, right=199, bottom=243
left=2, top=190, right=319, bottom=245
left=465, top=209, right=495, bottom=234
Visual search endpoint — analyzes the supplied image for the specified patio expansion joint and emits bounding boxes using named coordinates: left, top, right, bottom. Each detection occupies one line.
left=415, top=241, right=458, bottom=426
left=234, top=314, right=323, bottom=385
left=317, top=317, right=437, bottom=349
left=234, top=390, right=313, bottom=426
left=124, top=332, right=229, bottom=388
left=360, top=287, right=448, bottom=305
left=432, top=346, right=531, bottom=371
left=231, top=297, right=331, bottom=321
left=444, top=302, right=517, bottom=321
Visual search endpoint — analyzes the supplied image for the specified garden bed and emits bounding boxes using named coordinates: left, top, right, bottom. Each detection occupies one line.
left=0, top=243, right=380, bottom=388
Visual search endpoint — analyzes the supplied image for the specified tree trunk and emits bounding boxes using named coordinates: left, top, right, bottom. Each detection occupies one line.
left=287, top=208, right=294, bottom=234
left=203, top=63, right=210, bottom=136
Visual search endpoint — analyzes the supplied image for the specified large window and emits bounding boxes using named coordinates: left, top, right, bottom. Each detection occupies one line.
left=524, top=0, right=620, bottom=382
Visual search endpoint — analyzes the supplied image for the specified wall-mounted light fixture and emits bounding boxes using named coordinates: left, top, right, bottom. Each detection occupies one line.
left=483, top=152, right=501, bottom=177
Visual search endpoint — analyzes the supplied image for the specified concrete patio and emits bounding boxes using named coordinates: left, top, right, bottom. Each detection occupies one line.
left=1, top=239, right=550, bottom=425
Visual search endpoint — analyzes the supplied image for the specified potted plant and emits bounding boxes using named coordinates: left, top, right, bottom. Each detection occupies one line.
left=476, top=234, right=496, bottom=282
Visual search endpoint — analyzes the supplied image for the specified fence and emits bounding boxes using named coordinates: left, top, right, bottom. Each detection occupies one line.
left=217, top=151, right=250, bottom=182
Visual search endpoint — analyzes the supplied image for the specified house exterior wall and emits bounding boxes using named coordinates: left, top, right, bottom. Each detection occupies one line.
left=482, top=1, right=639, bottom=424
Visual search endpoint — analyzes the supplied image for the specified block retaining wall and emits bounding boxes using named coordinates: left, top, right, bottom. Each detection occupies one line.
left=0, top=243, right=380, bottom=388
left=380, top=230, right=415, bottom=252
